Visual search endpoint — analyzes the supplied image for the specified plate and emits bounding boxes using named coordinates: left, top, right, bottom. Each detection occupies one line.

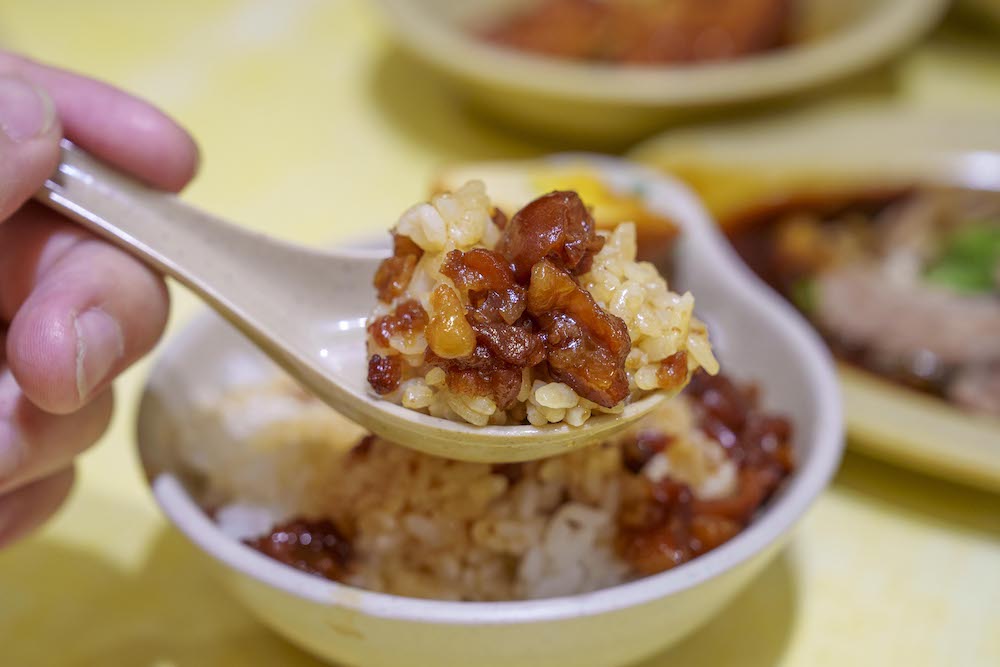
left=630, top=108, right=1000, bottom=491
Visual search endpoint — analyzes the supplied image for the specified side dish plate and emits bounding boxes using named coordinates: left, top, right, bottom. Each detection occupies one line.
left=631, top=108, right=1000, bottom=492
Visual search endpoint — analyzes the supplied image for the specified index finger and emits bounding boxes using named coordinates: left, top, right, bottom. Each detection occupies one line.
left=0, top=51, right=200, bottom=192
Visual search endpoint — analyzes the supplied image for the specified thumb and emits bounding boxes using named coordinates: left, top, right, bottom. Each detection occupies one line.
left=0, top=75, right=60, bottom=221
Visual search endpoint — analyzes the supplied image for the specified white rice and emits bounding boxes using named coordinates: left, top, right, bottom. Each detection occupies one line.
left=178, top=376, right=737, bottom=601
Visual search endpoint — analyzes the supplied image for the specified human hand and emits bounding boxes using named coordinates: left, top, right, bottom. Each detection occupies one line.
left=0, top=51, right=198, bottom=547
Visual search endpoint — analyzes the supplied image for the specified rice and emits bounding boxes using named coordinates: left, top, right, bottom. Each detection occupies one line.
left=583, top=222, right=717, bottom=384
left=177, top=371, right=794, bottom=602
left=366, top=181, right=719, bottom=427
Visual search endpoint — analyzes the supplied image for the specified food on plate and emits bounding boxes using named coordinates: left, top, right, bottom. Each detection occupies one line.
left=728, top=186, right=1000, bottom=416
left=366, top=181, right=718, bottom=427
left=479, top=0, right=791, bottom=65
left=178, top=371, right=793, bottom=601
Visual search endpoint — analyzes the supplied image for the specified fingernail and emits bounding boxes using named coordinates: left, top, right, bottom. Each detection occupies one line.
left=73, top=308, right=124, bottom=402
left=0, top=75, right=55, bottom=142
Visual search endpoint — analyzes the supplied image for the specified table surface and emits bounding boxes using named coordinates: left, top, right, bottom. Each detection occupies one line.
left=1, top=2, right=998, bottom=665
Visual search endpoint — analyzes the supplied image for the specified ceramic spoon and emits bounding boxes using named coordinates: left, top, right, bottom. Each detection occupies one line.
left=34, top=140, right=674, bottom=463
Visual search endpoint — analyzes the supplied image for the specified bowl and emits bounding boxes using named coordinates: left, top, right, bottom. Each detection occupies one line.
left=372, top=0, right=947, bottom=143
left=631, top=107, right=1000, bottom=491
left=136, top=157, right=842, bottom=667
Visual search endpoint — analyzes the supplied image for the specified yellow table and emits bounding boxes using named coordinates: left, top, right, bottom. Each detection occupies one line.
left=1, top=2, right=997, bottom=665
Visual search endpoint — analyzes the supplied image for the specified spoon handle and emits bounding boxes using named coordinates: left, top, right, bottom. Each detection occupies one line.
left=33, top=139, right=380, bottom=330
left=35, top=139, right=282, bottom=297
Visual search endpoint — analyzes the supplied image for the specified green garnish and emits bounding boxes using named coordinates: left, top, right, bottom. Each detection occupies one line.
left=789, top=278, right=818, bottom=314
left=924, top=222, right=1000, bottom=295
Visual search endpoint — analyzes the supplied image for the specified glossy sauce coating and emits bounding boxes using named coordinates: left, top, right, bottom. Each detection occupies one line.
left=434, top=247, right=546, bottom=407
left=245, top=519, right=353, bottom=580
left=368, top=190, right=631, bottom=410
left=500, top=191, right=605, bottom=282
left=374, top=234, right=423, bottom=303
left=367, top=299, right=428, bottom=349
left=527, top=259, right=631, bottom=406
left=367, top=299, right=429, bottom=394
left=249, top=373, right=794, bottom=586
left=616, top=372, right=794, bottom=574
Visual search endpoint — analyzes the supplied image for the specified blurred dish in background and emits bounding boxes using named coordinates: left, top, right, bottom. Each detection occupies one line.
left=480, top=0, right=791, bottom=65
left=374, top=0, right=947, bottom=142
left=726, top=186, right=1000, bottom=418
left=433, top=160, right=680, bottom=265
left=631, top=108, right=1000, bottom=491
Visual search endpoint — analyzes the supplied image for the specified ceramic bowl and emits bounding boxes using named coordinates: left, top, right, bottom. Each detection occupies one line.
left=631, top=107, right=1000, bottom=491
left=372, top=0, right=946, bottom=142
left=136, top=157, right=842, bottom=667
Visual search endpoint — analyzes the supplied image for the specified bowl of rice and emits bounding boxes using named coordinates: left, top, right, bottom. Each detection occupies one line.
left=137, top=156, right=843, bottom=667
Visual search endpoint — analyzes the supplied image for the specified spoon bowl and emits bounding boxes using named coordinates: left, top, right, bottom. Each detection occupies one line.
left=37, top=141, right=684, bottom=462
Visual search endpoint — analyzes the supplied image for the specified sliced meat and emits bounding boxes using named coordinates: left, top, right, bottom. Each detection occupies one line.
left=816, top=266, right=1000, bottom=367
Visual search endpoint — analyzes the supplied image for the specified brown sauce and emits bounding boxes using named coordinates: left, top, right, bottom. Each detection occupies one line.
left=616, top=371, right=794, bottom=575
left=245, top=519, right=353, bottom=580
left=249, top=372, right=794, bottom=586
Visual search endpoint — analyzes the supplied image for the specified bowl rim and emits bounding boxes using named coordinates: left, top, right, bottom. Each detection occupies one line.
left=138, top=156, right=844, bottom=625
left=372, top=0, right=947, bottom=106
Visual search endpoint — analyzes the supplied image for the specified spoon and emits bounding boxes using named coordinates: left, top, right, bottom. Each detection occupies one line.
left=35, top=140, right=672, bottom=463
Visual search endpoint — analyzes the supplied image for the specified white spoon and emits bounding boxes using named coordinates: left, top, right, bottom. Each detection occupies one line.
left=35, top=140, right=675, bottom=463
